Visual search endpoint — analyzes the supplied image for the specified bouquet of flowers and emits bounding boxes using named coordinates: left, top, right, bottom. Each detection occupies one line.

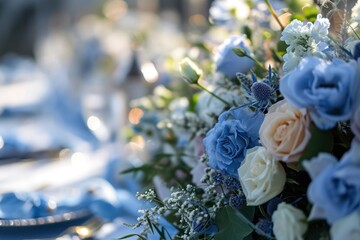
left=121, top=0, right=360, bottom=239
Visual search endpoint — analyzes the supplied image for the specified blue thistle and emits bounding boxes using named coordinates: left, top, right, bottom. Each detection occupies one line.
left=235, top=65, right=278, bottom=112
left=256, top=219, right=273, bottom=236
left=266, top=197, right=283, bottom=217
left=211, top=171, right=224, bottom=185
left=229, top=195, right=246, bottom=208
left=224, top=176, right=241, bottom=191
left=251, top=82, right=272, bottom=101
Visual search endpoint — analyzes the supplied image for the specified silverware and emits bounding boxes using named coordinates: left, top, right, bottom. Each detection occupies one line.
left=0, top=209, right=91, bottom=227
left=56, top=216, right=104, bottom=239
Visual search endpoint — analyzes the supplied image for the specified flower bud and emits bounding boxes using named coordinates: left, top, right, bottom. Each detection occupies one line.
left=232, top=47, right=248, bottom=57
left=179, top=57, right=202, bottom=84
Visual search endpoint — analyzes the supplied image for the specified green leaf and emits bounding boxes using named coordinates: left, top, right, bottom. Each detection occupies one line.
left=276, top=41, right=287, bottom=57
left=291, top=13, right=306, bottom=21
left=118, top=233, right=147, bottom=240
left=243, top=25, right=252, bottom=41
left=214, top=206, right=254, bottom=240
left=303, top=5, right=319, bottom=22
left=146, top=216, right=155, bottom=234
left=299, top=124, right=334, bottom=166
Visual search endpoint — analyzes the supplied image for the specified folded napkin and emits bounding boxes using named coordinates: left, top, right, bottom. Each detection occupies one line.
left=0, top=55, right=100, bottom=158
left=0, top=55, right=51, bottom=116
left=0, top=178, right=140, bottom=221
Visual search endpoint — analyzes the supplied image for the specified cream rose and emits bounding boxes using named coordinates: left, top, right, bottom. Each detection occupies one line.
left=272, top=203, right=308, bottom=240
left=330, top=212, right=360, bottom=240
left=260, top=100, right=311, bottom=162
left=238, top=147, right=286, bottom=206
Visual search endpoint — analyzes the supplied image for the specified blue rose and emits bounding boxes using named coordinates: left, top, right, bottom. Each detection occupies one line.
left=280, top=57, right=360, bottom=129
left=203, top=108, right=264, bottom=177
left=215, top=36, right=254, bottom=78
left=303, top=143, right=360, bottom=223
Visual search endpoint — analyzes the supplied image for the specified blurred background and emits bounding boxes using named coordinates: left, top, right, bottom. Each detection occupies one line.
left=0, top=1, right=214, bottom=239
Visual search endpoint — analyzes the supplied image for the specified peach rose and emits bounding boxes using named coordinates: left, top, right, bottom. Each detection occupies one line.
left=260, top=100, right=311, bottom=162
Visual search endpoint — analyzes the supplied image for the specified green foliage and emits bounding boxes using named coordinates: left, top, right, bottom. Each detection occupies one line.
left=303, top=6, right=319, bottom=22
left=299, top=124, right=334, bottom=167
left=121, top=153, right=192, bottom=187
left=214, top=206, right=254, bottom=240
left=305, top=220, right=330, bottom=240
left=118, top=233, right=147, bottom=240
left=291, top=5, right=319, bottom=22
left=276, top=41, right=287, bottom=57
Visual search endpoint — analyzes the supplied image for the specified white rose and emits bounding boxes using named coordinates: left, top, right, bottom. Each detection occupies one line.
left=331, top=212, right=360, bottom=240
left=272, top=203, right=308, bottom=240
left=238, top=147, right=286, bottom=206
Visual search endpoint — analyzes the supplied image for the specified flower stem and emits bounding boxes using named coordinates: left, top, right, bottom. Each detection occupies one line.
left=347, top=20, right=360, bottom=40
left=235, top=210, right=276, bottom=240
left=246, top=54, right=267, bottom=71
left=265, top=0, right=284, bottom=31
left=197, top=83, right=231, bottom=106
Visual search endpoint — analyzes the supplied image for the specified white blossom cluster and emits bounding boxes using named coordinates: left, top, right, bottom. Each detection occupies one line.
left=171, top=111, right=205, bottom=136
left=196, top=86, right=247, bottom=127
left=281, top=14, right=331, bottom=72
left=133, top=181, right=224, bottom=239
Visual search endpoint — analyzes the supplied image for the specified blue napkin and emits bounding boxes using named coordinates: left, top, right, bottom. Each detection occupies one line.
left=0, top=179, right=138, bottom=221
left=0, top=55, right=100, bottom=158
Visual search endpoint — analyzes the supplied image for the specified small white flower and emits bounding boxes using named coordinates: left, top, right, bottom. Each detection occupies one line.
left=272, top=203, right=308, bottom=240
left=282, top=52, right=300, bottom=74
left=311, top=15, right=330, bottom=42
left=196, top=86, right=246, bottom=126
left=281, top=14, right=330, bottom=72
left=280, top=19, right=304, bottom=45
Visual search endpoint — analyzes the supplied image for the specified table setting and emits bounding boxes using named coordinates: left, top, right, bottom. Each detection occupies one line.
left=0, top=53, right=142, bottom=239
left=0, top=6, right=145, bottom=237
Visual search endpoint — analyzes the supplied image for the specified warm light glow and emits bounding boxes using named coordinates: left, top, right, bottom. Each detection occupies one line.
left=103, top=0, right=128, bottom=21
left=130, top=135, right=145, bottom=149
left=128, top=108, right=144, bottom=125
left=75, top=226, right=91, bottom=238
left=188, top=14, right=207, bottom=27
left=87, top=116, right=101, bottom=131
left=86, top=115, right=110, bottom=142
left=0, top=136, right=4, bottom=149
left=141, top=62, right=159, bottom=83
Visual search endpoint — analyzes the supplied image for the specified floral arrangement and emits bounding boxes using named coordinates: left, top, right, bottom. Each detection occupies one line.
left=121, top=0, right=360, bottom=239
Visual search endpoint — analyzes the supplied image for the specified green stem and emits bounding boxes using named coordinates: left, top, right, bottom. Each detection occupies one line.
left=245, top=54, right=267, bottom=71
left=347, top=20, right=360, bottom=40
left=197, top=83, right=231, bottom=106
left=265, top=0, right=284, bottom=31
